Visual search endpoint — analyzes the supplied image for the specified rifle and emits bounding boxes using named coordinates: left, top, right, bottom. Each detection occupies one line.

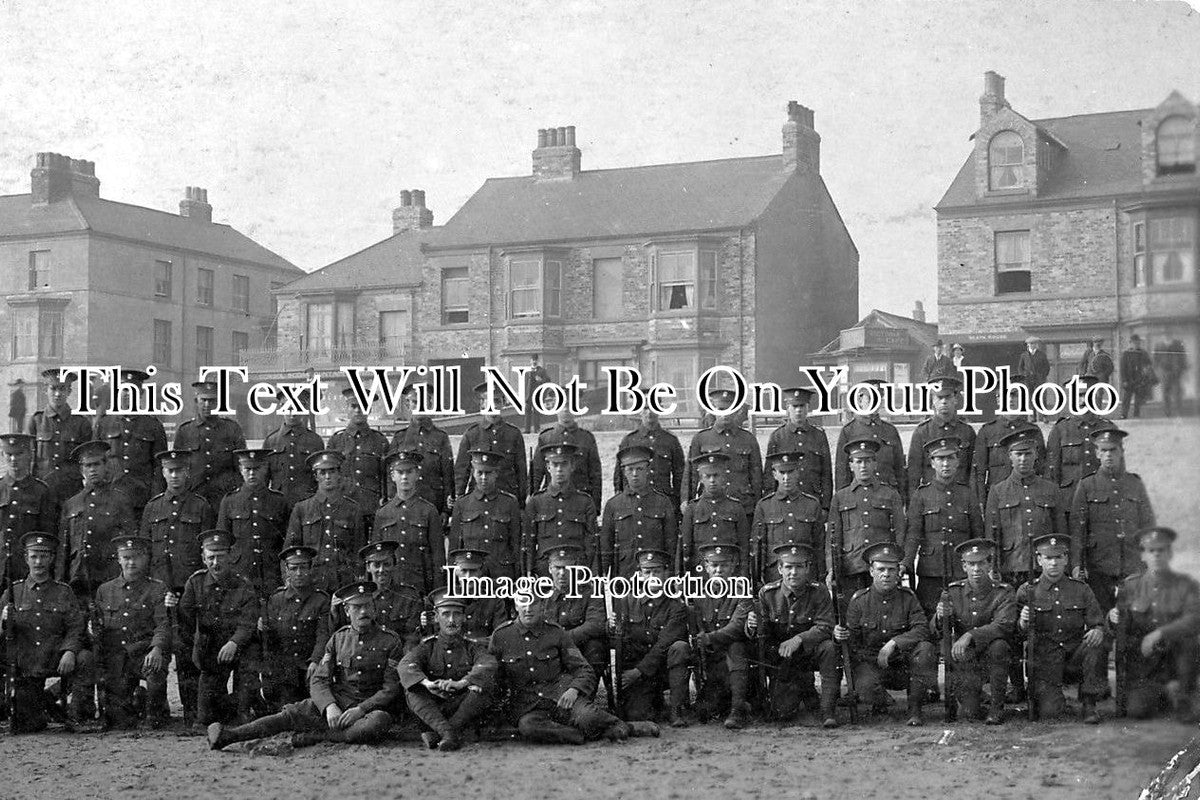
left=84, top=554, right=106, bottom=726
left=753, top=535, right=769, bottom=718
left=1114, top=535, right=1128, bottom=717
left=603, top=572, right=623, bottom=716
left=939, top=528, right=956, bottom=722
left=686, top=599, right=707, bottom=705
left=3, top=546, right=16, bottom=728
left=1025, top=537, right=1039, bottom=721
left=828, top=521, right=858, bottom=724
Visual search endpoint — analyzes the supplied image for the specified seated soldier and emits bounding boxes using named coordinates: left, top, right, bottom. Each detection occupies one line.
left=440, top=548, right=510, bottom=641
left=688, top=542, right=753, bottom=729
left=399, top=587, right=497, bottom=751
left=931, top=538, right=1017, bottom=724
left=93, top=535, right=171, bottom=729
left=746, top=543, right=839, bottom=727
left=615, top=548, right=691, bottom=727
left=1110, top=526, right=1199, bottom=721
left=541, top=543, right=607, bottom=698
left=834, top=542, right=936, bottom=726
left=1016, top=534, right=1106, bottom=724
left=0, top=532, right=86, bottom=733
left=489, top=594, right=658, bottom=745
left=260, top=546, right=330, bottom=713
left=208, top=580, right=403, bottom=750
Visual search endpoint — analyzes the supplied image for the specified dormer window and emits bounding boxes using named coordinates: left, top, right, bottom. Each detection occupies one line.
left=988, top=131, right=1024, bottom=189
left=1156, top=116, right=1195, bottom=175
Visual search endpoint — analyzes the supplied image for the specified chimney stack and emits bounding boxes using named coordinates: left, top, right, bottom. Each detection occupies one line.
left=392, top=189, right=434, bottom=235
left=912, top=300, right=926, bottom=323
left=782, top=101, right=821, bottom=173
left=179, top=186, right=213, bottom=223
left=532, top=124, right=581, bottom=180
left=31, top=153, right=100, bottom=205
left=980, top=70, right=1008, bottom=120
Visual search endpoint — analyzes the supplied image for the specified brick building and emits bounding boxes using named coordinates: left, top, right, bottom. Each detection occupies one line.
left=265, top=103, right=858, bottom=419
left=0, top=153, right=301, bottom=426
left=936, top=72, right=1198, bottom=404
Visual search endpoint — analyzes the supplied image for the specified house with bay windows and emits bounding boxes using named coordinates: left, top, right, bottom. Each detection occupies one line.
left=936, top=71, right=1198, bottom=402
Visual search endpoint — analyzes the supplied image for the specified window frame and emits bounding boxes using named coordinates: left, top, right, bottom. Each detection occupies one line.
left=231, top=330, right=249, bottom=364
left=988, top=130, right=1025, bottom=190
left=38, top=307, right=63, bottom=358
left=1148, top=215, right=1196, bottom=285
left=994, top=229, right=1032, bottom=295
left=441, top=267, right=470, bottom=325
left=152, top=319, right=172, bottom=367
left=1156, top=116, right=1196, bottom=176
left=11, top=315, right=35, bottom=360
left=1133, top=221, right=1147, bottom=287
left=591, top=257, right=624, bottom=320
left=197, top=268, right=214, bottom=307
left=154, top=260, right=173, bottom=298
left=509, top=258, right=543, bottom=318
left=27, top=250, right=49, bottom=291
left=651, top=246, right=720, bottom=313
left=233, top=274, right=251, bottom=314
left=195, top=325, right=214, bottom=367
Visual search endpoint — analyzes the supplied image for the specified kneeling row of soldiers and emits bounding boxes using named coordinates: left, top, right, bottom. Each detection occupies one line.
left=3, top=510, right=1195, bottom=747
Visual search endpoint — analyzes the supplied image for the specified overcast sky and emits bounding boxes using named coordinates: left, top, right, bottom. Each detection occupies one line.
left=2, top=0, right=1198, bottom=322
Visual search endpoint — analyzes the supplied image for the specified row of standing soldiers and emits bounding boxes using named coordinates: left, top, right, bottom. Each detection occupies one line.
left=1, top=370, right=1196, bottom=738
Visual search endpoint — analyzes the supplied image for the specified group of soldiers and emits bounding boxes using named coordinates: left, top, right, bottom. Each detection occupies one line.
left=1, top=367, right=1196, bottom=753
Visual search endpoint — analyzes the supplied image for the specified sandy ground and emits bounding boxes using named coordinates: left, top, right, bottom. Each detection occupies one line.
left=1, top=416, right=1196, bottom=800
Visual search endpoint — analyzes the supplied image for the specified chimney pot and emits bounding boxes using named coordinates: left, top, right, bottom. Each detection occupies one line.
left=537, top=129, right=548, bottom=147
left=556, top=127, right=567, bottom=146
left=179, top=185, right=213, bottom=222
left=392, top=191, right=434, bottom=234
left=412, top=189, right=425, bottom=207
left=532, top=124, right=581, bottom=180
left=549, top=128, right=559, bottom=146
left=782, top=102, right=820, bottom=173
left=565, top=126, right=576, bottom=146
left=980, top=71, right=1008, bottom=118
left=912, top=300, right=926, bottom=323
left=399, top=189, right=412, bottom=207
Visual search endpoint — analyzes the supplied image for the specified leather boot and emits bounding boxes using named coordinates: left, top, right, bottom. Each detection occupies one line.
left=1081, top=697, right=1101, bottom=725
left=522, top=722, right=585, bottom=745
left=626, top=720, right=661, bottom=738
left=723, top=671, right=750, bottom=730
left=208, top=713, right=291, bottom=750
left=906, top=697, right=924, bottom=727
left=820, top=680, right=840, bottom=728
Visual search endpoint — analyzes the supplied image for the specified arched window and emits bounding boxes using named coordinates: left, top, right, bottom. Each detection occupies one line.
left=1157, top=116, right=1195, bottom=175
left=988, top=131, right=1024, bottom=189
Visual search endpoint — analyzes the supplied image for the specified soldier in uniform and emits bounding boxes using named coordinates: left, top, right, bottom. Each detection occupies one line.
left=524, top=439, right=598, bottom=575
left=372, top=448, right=445, bottom=595
left=745, top=542, right=839, bottom=727
left=491, top=593, right=656, bottom=745
left=454, top=381, right=528, bottom=508
left=530, top=408, right=603, bottom=510
left=91, top=535, right=170, bottom=729
left=263, top=391, right=324, bottom=507
left=28, top=369, right=92, bottom=504
left=931, top=538, right=1016, bottom=724
left=1045, top=375, right=1115, bottom=523
left=541, top=543, right=607, bottom=697
left=972, top=387, right=1045, bottom=511
left=260, top=545, right=330, bottom=713
left=93, top=368, right=168, bottom=517
left=830, top=438, right=904, bottom=594
left=284, top=450, right=367, bottom=595
left=1110, top=526, right=1200, bottom=721
left=835, top=379, right=906, bottom=505
left=0, top=433, right=57, bottom=586
left=680, top=452, right=751, bottom=576
left=834, top=541, right=936, bottom=726
left=356, top=540, right=423, bottom=652
left=208, top=579, right=403, bottom=750
left=1071, top=427, right=1155, bottom=612
left=448, top=448, right=522, bottom=581
left=905, top=436, right=983, bottom=615
left=686, top=542, right=753, bottom=728
left=172, top=381, right=246, bottom=511
left=614, top=548, right=691, bottom=726
left=328, top=386, right=389, bottom=528
left=217, top=449, right=289, bottom=599
left=752, top=450, right=826, bottom=583
left=0, top=531, right=86, bottom=732
left=400, top=586, right=497, bottom=751
left=907, top=375, right=976, bottom=499
left=684, top=389, right=762, bottom=522
left=60, top=441, right=137, bottom=600
left=172, top=529, right=259, bottom=729
left=1016, top=533, right=1107, bottom=723
left=390, top=381, right=455, bottom=519
left=613, top=394, right=685, bottom=517
left=443, top=548, right=510, bottom=641
left=765, top=387, right=832, bottom=511
left=600, top=445, right=679, bottom=577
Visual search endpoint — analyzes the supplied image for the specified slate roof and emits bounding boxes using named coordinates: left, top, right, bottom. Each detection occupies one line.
left=814, top=309, right=939, bottom=355
left=280, top=226, right=438, bottom=293
left=430, top=154, right=797, bottom=248
left=0, top=193, right=300, bottom=273
left=937, top=108, right=1157, bottom=209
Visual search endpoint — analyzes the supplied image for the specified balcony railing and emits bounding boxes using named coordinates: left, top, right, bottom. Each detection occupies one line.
left=240, top=341, right=407, bottom=371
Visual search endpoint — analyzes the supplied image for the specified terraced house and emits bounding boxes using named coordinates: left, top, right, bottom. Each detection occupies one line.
left=264, top=103, right=858, bottom=418
left=937, top=72, right=1199, bottom=402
